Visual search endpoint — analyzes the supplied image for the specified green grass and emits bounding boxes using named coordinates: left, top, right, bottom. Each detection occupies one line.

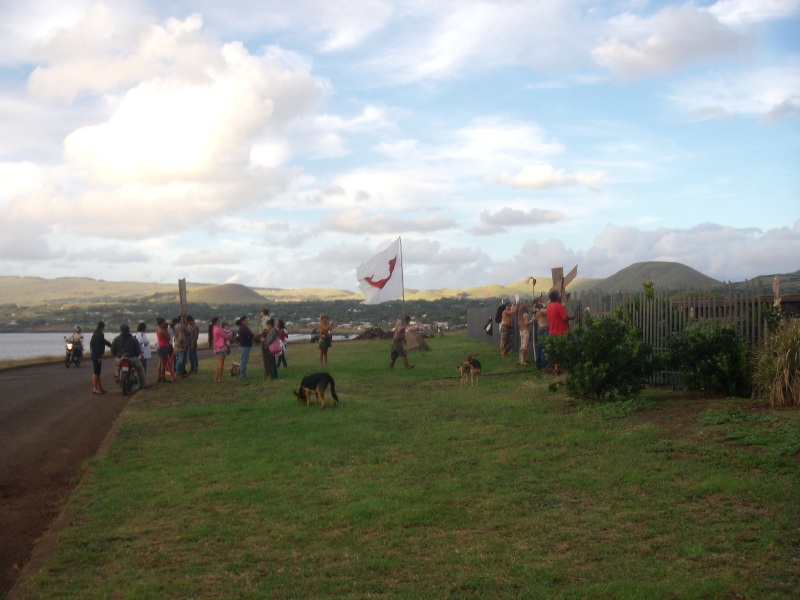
left=21, top=333, right=800, bottom=599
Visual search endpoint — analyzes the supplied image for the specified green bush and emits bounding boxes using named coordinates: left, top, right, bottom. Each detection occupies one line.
left=544, top=314, right=656, bottom=402
left=663, top=323, right=751, bottom=397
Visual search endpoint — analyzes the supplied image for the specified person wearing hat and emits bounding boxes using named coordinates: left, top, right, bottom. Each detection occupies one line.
left=110, top=322, right=146, bottom=391
left=237, top=315, right=254, bottom=379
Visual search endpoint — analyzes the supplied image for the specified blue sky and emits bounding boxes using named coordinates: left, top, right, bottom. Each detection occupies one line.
left=0, top=0, right=798, bottom=293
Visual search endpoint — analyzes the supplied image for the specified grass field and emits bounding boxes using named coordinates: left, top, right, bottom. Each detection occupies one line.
left=20, top=333, right=800, bottom=599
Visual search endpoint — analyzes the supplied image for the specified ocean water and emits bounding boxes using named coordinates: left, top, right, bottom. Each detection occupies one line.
left=0, top=332, right=345, bottom=360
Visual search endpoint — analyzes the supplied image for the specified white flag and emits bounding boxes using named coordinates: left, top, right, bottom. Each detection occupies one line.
left=357, top=238, right=403, bottom=304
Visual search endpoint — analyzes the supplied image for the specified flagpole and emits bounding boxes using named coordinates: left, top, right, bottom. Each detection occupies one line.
left=399, top=236, right=406, bottom=322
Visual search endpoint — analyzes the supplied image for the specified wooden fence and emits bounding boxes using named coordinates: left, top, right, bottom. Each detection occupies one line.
left=467, top=282, right=778, bottom=384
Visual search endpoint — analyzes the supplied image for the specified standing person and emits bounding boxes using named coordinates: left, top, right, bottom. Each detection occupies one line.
left=110, top=323, right=146, bottom=391
left=499, top=297, right=520, bottom=358
left=186, top=315, right=200, bottom=374
left=262, top=318, right=279, bottom=379
left=389, top=315, right=415, bottom=369
left=259, top=307, right=272, bottom=377
left=318, top=314, right=334, bottom=365
left=546, top=290, right=574, bottom=336
left=135, top=322, right=152, bottom=375
left=237, top=315, right=254, bottom=379
left=173, top=316, right=189, bottom=378
left=89, top=321, right=112, bottom=395
left=534, top=302, right=549, bottom=370
left=545, top=290, right=575, bottom=374
left=212, top=317, right=233, bottom=383
left=275, top=319, right=288, bottom=369
left=155, top=317, right=172, bottom=384
left=518, top=304, right=533, bottom=365
left=167, top=318, right=178, bottom=381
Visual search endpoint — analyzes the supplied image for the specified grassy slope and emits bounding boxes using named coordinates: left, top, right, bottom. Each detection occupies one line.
left=592, top=261, right=722, bottom=292
left=19, top=334, right=800, bottom=599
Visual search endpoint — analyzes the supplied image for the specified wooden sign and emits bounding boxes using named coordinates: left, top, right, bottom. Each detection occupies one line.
left=550, top=265, right=577, bottom=294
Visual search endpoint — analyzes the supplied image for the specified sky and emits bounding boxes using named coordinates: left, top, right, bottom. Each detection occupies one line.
left=0, top=0, right=798, bottom=294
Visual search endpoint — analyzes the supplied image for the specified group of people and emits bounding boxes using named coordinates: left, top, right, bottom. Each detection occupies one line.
left=214, top=308, right=290, bottom=383
left=87, top=315, right=202, bottom=394
left=84, top=305, right=422, bottom=395
left=497, top=290, right=575, bottom=371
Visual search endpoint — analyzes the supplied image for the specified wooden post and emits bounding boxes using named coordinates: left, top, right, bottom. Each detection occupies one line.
left=178, top=279, right=188, bottom=320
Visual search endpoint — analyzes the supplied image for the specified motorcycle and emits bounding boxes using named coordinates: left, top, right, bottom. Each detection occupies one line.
left=118, top=353, right=140, bottom=396
left=64, top=338, right=83, bottom=368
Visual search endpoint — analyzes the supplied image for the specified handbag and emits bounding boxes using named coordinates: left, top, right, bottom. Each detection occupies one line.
left=268, top=337, right=283, bottom=354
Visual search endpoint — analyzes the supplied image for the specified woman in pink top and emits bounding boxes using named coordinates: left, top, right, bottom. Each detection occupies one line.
left=212, top=317, right=233, bottom=383
left=155, top=318, right=172, bottom=383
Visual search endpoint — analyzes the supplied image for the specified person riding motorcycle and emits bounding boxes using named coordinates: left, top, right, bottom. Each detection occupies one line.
left=67, top=325, right=84, bottom=352
left=110, top=322, right=146, bottom=390
left=68, top=325, right=84, bottom=343
left=64, top=325, right=84, bottom=366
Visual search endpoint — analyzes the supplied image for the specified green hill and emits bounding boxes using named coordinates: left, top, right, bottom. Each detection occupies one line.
left=188, top=283, right=269, bottom=305
left=592, top=261, right=722, bottom=292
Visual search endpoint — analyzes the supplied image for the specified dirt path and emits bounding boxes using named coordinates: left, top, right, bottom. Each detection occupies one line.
left=0, top=359, right=129, bottom=597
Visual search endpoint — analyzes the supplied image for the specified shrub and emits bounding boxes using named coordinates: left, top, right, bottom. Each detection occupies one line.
left=544, top=314, right=656, bottom=402
left=663, top=323, right=751, bottom=397
left=752, top=319, right=800, bottom=408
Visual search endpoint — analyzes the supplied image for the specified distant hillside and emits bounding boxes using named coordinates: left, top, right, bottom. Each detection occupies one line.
left=188, top=283, right=269, bottom=305
left=2, top=264, right=796, bottom=307
left=256, top=288, right=362, bottom=302
left=734, top=270, right=800, bottom=293
left=0, top=276, right=184, bottom=305
left=592, top=261, right=722, bottom=292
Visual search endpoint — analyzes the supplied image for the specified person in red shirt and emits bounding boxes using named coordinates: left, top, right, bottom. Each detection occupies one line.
left=545, top=290, right=574, bottom=336
left=545, top=290, right=575, bottom=374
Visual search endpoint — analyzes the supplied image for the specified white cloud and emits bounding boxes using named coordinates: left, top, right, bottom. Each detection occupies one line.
left=0, top=162, right=44, bottom=200
left=709, top=0, right=800, bottom=26
left=326, top=209, right=456, bottom=234
left=497, top=163, right=608, bottom=190
left=480, top=206, right=566, bottom=226
left=175, top=251, right=240, bottom=266
left=592, top=5, right=751, bottom=78
left=668, top=62, right=800, bottom=121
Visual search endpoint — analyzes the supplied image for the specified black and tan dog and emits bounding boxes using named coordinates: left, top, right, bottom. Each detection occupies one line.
left=458, top=356, right=482, bottom=387
left=292, top=372, right=339, bottom=408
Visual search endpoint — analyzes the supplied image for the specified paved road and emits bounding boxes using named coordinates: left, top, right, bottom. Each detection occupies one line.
left=0, top=359, right=129, bottom=596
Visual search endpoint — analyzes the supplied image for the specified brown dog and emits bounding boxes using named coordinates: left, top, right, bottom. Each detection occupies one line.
left=458, top=356, right=481, bottom=387
left=292, top=372, right=339, bottom=408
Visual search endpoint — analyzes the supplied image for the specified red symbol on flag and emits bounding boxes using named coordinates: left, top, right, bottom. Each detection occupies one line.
left=364, top=256, right=397, bottom=289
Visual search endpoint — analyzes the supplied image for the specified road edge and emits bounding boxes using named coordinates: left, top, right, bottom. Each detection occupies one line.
left=6, top=392, right=137, bottom=599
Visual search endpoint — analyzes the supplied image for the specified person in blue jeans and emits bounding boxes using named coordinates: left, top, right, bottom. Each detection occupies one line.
left=237, top=315, right=254, bottom=378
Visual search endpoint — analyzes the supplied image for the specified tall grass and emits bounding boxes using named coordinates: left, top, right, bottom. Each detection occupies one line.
left=19, top=333, right=800, bottom=599
left=753, top=319, right=800, bottom=408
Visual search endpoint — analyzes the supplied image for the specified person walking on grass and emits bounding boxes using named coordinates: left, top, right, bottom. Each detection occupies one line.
left=390, top=315, right=415, bottom=369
